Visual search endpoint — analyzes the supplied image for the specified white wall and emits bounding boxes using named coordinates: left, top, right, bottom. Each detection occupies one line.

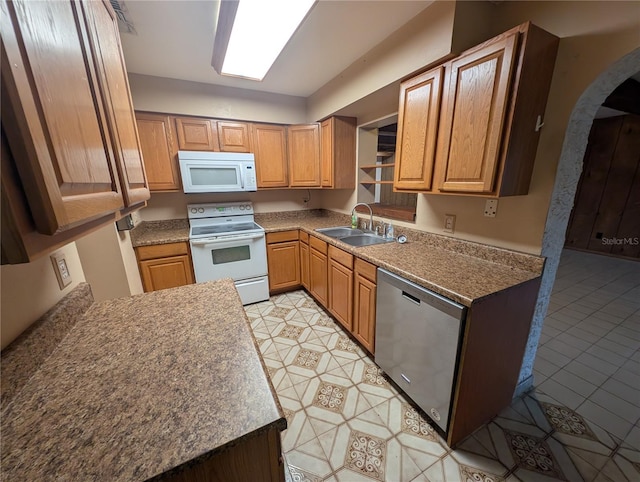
left=75, top=223, right=143, bottom=302
left=1, top=242, right=86, bottom=349
left=138, top=189, right=321, bottom=222
left=128, top=74, right=307, bottom=125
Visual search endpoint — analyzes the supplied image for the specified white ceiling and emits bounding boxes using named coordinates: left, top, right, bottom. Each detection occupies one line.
left=119, top=0, right=433, bottom=98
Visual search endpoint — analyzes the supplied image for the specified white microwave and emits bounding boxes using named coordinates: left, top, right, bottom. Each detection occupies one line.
left=178, top=151, right=257, bottom=193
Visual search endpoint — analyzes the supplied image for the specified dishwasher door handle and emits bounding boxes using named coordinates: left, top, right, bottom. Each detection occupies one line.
left=402, top=291, right=421, bottom=305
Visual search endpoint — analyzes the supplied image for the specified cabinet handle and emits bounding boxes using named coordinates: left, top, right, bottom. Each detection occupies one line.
left=401, top=291, right=420, bottom=305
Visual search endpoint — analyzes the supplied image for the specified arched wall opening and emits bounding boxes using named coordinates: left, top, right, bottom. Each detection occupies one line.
left=517, top=47, right=640, bottom=394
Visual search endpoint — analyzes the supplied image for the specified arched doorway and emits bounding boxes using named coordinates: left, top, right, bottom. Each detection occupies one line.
left=518, top=47, right=640, bottom=393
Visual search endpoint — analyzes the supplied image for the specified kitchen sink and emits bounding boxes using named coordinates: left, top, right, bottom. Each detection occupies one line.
left=315, top=226, right=363, bottom=238
left=337, top=234, right=395, bottom=247
left=315, top=227, right=394, bottom=247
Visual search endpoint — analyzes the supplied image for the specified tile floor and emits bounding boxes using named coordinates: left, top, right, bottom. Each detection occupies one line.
left=245, top=249, right=639, bottom=481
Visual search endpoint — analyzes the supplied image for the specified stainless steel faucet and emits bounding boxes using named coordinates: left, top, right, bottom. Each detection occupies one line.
left=351, top=203, right=373, bottom=233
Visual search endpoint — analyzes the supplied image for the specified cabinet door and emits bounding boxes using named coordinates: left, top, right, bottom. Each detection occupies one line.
left=139, top=254, right=195, bottom=292
left=328, top=258, right=353, bottom=331
left=321, top=116, right=356, bottom=190
left=252, top=124, right=288, bottom=188
left=437, top=33, right=518, bottom=193
left=300, top=240, right=310, bottom=290
left=267, top=241, right=301, bottom=292
left=174, top=117, right=220, bottom=151
left=309, top=248, right=328, bottom=307
left=218, top=121, right=251, bottom=152
left=394, top=67, right=443, bottom=191
left=1, top=0, right=124, bottom=234
left=80, top=0, right=149, bottom=208
left=135, top=113, right=181, bottom=191
left=320, top=118, right=334, bottom=187
left=288, top=124, right=321, bottom=187
left=353, top=272, right=376, bottom=354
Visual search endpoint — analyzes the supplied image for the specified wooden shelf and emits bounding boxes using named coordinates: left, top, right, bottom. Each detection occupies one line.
left=360, top=180, right=394, bottom=185
left=360, top=163, right=395, bottom=170
left=353, top=203, right=416, bottom=222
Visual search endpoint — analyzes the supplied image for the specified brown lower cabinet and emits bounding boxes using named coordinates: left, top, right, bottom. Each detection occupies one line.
left=163, top=425, right=284, bottom=482
left=299, top=231, right=310, bottom=290
left=328, top=245, right=354, bottom=331
left=266, top=231, right=301, bottom=293
left=308, top=236, right=328, bottom=306
left=352, top=258, right=377, bottom=354
left=136, top=242, right=195, bottom=292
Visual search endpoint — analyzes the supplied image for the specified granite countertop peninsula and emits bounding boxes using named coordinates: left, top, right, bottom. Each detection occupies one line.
left=1, top=280, right=285, bottom=481
left=131, top=209, right=544, bottom=307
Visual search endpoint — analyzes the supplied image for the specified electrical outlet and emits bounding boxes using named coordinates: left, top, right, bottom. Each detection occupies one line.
left=444, top=214, right=456, bottom=233
left=51, top=253, right=72, bottom=290
left=484, top=199, right=498, bottom=217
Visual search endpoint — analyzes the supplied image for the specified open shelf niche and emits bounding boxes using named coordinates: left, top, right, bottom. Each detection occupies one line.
left=357, top=122, right=417, bottom=222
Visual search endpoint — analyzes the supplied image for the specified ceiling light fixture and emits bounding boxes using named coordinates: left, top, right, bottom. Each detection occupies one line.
left=212, top=0, right=315, bottom=81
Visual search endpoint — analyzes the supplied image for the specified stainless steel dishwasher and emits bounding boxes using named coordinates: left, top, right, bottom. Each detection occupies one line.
left=375, top=268, right=466, bottom=433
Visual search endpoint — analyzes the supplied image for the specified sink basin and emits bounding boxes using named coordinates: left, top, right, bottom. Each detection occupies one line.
left=337, top=234, right=395, bottom=247
left=316, top=227, right=363, bottom=238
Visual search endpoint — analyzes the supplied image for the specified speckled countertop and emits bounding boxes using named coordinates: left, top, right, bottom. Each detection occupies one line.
left=1, top=280, right=285, bottom=481
left=130, top=210, right=544, bottom=307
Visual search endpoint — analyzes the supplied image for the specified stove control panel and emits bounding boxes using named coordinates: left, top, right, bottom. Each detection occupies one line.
left=187, top=202, right=254, bottom=219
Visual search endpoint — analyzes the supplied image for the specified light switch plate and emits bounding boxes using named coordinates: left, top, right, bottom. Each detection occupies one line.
left=50, top=253, right=72, bottom=290
left=444, top=214, right=456, bottom=233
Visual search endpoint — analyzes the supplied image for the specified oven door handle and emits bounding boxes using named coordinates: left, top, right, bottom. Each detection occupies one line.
left=190, top=233, right=265, bottom=246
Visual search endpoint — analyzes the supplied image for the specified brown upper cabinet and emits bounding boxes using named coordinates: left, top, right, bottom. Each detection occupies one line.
left=251, top=124, right=289, bottom=188
left=1, top=0, right=147, bottom=240
left=135, top=112, right=181, bottom=191
left=288, top=124, right=321, bottom=187
left=394, top=22, right=559, bottom=197
left=81, top=0, right=149, bottom=208
left=321, top=116, right=357, bottom=189
left=394, top=67, right=444, bottom=191
left=218, top=121, right=251, bottom=152
left=174, top=117, right=220, bottom=151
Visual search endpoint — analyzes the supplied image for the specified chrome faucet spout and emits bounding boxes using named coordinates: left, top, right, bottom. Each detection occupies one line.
left=351, top=203, right=374, bottom=233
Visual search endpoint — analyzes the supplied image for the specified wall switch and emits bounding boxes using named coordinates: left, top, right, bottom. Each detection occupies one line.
left=51, top=253, right=72, bottom=290
left=444, top=214, right=456, bottom=233
left=484, top=199, right=498, bottom=217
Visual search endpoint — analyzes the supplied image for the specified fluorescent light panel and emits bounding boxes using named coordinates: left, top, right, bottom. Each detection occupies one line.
left=222, top=0, right=314, bottom=81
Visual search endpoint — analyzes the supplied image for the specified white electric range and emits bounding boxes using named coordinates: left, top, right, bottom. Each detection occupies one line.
left=187, top=202, right=269, bottom=305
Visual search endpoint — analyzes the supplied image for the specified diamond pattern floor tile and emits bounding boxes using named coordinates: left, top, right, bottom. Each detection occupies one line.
left=246, top=289, right=629, bottom=481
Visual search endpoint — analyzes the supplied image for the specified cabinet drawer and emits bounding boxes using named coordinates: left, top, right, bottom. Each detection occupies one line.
left=136, top=242, right=189, bottom=261
left=309, top=235, right=327, bottom=254
left=355, top=257, right=377, bottom=283
left=299, top=230, right=309, bottom=244
left=329, top=245, right=353, bottom=270
left=266, top=230, right=299, bottom=244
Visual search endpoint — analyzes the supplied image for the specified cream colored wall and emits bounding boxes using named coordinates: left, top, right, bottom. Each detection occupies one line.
left=307, top=1, right=457, bottom=122
left=316, top=1, right=640, bottom=254
left=138, top=190, right=321, bottom=222
left=75, top=223, right=143, bottom=302
left=1, top=242, right=86, bottom=349
left=128, top=73, right=307, bottom=124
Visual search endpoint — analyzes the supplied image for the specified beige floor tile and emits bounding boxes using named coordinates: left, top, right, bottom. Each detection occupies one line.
left=424, top=453, right=508, bottom=482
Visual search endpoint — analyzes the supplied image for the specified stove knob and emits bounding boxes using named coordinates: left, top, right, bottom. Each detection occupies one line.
left=190, top=208, right=197, bottom=214
left=239, top=205, right=245, bottom=211
left=245, top=204, right=251, bottom=210
left=198, top=208, right=204, bottom=213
